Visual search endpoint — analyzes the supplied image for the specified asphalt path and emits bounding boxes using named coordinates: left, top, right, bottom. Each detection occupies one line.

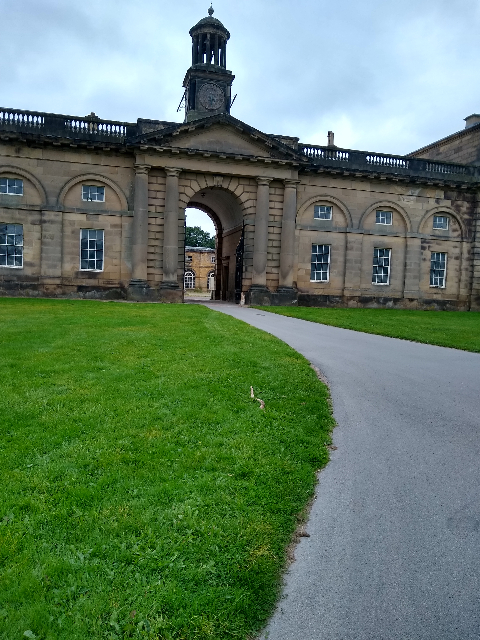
left=204, top=303, right=480, bottom=640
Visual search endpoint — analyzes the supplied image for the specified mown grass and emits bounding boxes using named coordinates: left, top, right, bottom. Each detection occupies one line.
left=0, top=299, right=334, bottom=640
left=254, top=306, right=480, bottom=352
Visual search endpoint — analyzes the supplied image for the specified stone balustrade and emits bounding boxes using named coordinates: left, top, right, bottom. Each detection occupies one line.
left=0, top=107, right=136, bottom=142
left=0, top=106, right=478, bottom=185
left=299, top=143, right=479, bottom=182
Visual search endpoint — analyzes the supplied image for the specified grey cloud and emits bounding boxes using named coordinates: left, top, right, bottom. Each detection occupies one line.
left=0, top=0, right=479, bottom=155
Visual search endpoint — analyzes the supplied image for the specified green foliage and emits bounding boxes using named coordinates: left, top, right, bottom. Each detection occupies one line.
left=255, top=306, right=480, bottom=352
left=185, top=226, right=215, bottom=249
left=0, top=299, right=333, bottom=639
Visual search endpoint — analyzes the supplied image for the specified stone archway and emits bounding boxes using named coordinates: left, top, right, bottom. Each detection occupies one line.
left=187, top=186, right=245, bottom=301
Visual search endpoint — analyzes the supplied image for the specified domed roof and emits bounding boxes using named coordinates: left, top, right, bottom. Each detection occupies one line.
left=190, top=6, right=230, bottom=37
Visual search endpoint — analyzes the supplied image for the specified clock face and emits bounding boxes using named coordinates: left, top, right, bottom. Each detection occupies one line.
left=198, top=83, right=224, bottom=111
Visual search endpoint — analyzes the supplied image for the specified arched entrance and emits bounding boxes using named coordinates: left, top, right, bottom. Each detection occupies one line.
left=186, top=186, right=244, bottom=301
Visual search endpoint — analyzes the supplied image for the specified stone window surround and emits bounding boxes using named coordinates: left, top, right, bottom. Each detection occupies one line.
left=207, top=270, right=215, bottom=290
left=184, top=269, right=196, bottom=289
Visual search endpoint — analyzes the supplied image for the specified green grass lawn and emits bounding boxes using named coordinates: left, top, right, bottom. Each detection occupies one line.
left=0, top=299, right=334, bottom=640
left=254, top=306, right=480, bottom=353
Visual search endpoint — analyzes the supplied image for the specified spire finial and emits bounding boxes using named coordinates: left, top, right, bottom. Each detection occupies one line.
left=208, top=4, right=214, bottom=16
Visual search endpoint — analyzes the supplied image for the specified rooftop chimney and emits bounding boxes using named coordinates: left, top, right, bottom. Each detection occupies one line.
left=464, top=114, right=480, bottom=129
left=327, top=131, right=335, bottom=146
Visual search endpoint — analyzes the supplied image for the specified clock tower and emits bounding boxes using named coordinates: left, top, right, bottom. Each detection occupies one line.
left=183, top=6, right=235, bottom=123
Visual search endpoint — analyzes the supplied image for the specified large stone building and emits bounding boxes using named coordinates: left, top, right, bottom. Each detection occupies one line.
left=184, top=247, right=216, bottom=293
left=1, top=7, right=479, bottom=310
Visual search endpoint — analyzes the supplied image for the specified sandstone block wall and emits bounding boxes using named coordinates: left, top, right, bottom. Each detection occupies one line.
left=0, top=140, right=478, bottom=309
left=411, top=125, right=480, bottom=167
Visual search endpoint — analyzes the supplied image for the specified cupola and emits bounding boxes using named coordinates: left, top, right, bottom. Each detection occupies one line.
left=183, top=6, right=235, bottom=123
left=190, top=5, right=230, bottom=68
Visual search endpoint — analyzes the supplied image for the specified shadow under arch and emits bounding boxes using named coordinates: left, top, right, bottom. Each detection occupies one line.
left=186, top=186, right=246, bottom=301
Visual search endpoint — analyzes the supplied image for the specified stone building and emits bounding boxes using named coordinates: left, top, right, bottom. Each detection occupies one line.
left=184, top=246, right=216, bottom=292
left=0, top=7, right=479, bottom=310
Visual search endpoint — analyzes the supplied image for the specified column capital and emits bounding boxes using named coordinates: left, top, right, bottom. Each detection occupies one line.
left=256, top=176, right=273, bottom=186
left=134, top=163, right=151, bottom=175
left=165, top=167, right=182, bottom=178
left=283, top=179, right=300, bottom=188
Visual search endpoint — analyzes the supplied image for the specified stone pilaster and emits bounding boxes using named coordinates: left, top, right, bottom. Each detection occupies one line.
left=251, top=177, right=273, bottom=290
left=130, top=163, right=150, bottom=285
left=343, top=233, right=363, bottom=302
left=278, top=179, right=299, bottom=292
left=403, top=236, right=422, bottom=302
left=40, top=210, right=63, bottom=294
left=161, top=168, right=182, bottom=296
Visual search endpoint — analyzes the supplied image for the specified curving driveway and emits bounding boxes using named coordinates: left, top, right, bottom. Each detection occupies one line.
left=205, top=303, right=480, bottom=640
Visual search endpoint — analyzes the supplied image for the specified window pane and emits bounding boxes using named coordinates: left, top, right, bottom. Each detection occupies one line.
left=82, top=185, right=105, bottom=202
left=430, top=252, right=446, bottom=288
left=310, top=244, right=330, bottom=281
left=376, top=211, right=392, bottom=225
left=433, top=216, right=449, bottom=230
left=314, top=205, right=333, bottom=220
left=0, top=178, right=24, bottom=195
left=80, top=229, right=104, bottom=271
left=372, top=248, right=391, bottom=284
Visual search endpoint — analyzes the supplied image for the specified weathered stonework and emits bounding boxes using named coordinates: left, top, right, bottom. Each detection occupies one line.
left=0, top=9, right=479, bottom=310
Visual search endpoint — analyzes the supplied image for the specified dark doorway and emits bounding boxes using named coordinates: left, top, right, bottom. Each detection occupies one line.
left=234, top=227, right=244, bottom=303
left=221, top=262, right=229, bottom=301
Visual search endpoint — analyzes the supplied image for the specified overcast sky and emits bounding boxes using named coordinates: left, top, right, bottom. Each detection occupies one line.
left=2, top=0, right=479, bottom=233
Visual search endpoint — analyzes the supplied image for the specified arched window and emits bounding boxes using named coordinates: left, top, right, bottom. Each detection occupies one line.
left=207, top=270, right=215, bottom=290
left=184, top=270, right=196, bottom=289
